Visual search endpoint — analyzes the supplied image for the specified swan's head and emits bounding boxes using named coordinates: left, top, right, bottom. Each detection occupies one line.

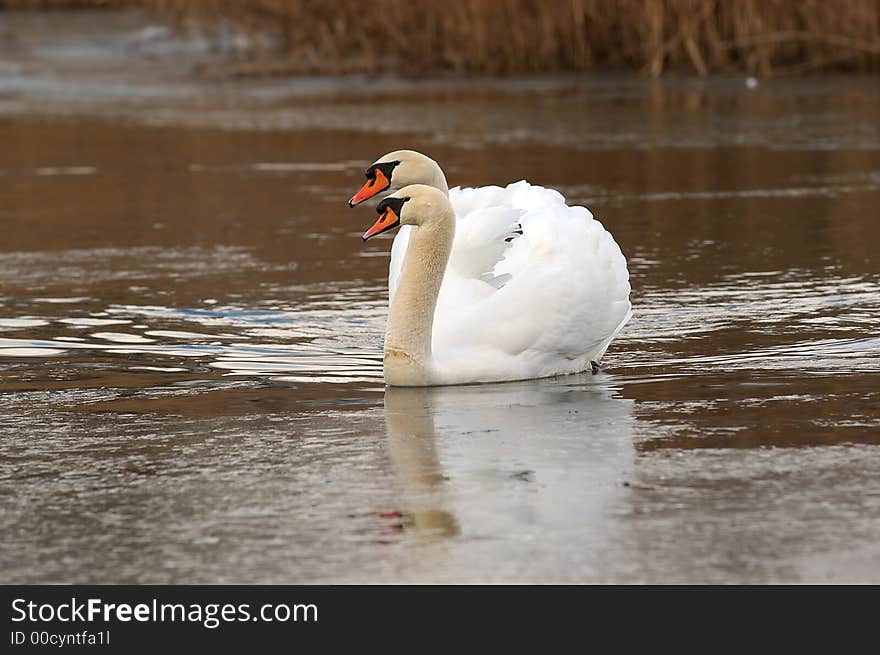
left=362, top=185, right=451, bottom=241
left=348, top=150, right=448, bottom=207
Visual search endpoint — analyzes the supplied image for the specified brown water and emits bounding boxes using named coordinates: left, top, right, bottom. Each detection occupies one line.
left=1, top=13, right=879, bottom=583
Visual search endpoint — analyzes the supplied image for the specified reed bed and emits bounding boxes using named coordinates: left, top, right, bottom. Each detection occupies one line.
left=4, top=0, right=880, bottom=76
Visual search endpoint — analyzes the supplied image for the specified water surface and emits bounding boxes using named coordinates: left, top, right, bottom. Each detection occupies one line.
left=1, top=38, right=878, bottom=582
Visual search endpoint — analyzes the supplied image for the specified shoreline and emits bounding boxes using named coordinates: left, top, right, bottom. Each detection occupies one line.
left=1, top=9, right=878, bottom=157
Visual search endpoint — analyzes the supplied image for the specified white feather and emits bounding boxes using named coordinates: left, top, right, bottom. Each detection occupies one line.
left=388, top=181, right=631, bottom=384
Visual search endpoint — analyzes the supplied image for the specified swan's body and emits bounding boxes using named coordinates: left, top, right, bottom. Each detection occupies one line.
left=352, top=151, right=631, bottom=387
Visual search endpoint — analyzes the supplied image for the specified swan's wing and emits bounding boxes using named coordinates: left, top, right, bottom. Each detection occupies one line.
left=448, top=202, right=525, bottom=285
left=389, top=186, right=522, bottom=305
left=434, top=182, right=631, bottom=381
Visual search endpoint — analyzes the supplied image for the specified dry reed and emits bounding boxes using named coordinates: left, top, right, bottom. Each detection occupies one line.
left=4, top=0, right=880, bottom=76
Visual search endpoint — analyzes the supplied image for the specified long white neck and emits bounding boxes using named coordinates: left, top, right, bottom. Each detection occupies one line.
left=383, top=208, right=455, bottom=386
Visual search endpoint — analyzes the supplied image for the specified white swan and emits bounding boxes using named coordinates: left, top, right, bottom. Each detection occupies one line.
left=350, top=151, right=631, bottom=387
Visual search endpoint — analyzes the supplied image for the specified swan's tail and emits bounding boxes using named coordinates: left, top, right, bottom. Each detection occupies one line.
left=593, top=303, right=632, bottom=364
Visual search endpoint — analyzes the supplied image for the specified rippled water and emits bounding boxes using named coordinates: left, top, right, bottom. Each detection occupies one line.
left=1, top=54, right=879, bottom=582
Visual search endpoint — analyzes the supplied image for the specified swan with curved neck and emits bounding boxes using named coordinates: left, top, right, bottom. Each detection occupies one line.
left=351, top=150, right=633, bottom=387
left=363, top=185, right=454, bottom=386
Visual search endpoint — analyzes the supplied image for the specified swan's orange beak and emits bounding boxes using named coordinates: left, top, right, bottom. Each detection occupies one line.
left=349, top=168, right=390, bottom=207
left=363, top=205, right=400, bottom=241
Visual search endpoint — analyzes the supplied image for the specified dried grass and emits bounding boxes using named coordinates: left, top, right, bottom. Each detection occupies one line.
left=4, top=0, right=879, bottom=76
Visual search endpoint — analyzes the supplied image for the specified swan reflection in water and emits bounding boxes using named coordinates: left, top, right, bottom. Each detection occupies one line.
left=381, top=374, right=636, bottom=580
